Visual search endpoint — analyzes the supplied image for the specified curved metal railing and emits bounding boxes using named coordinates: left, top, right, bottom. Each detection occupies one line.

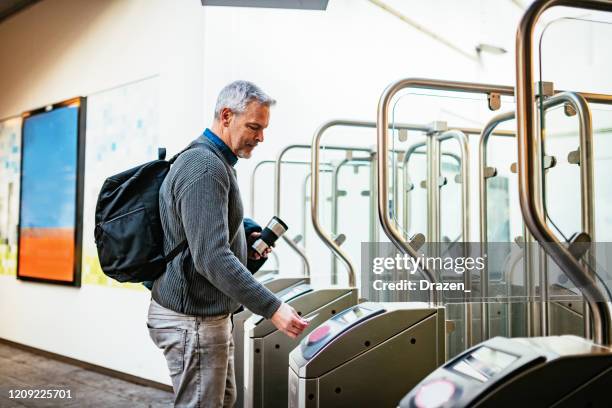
left=516, top=0, right=612, bottom=345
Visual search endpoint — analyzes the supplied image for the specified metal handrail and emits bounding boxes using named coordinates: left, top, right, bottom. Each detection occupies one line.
left=301, top=167, right=349, bottom=250
left=377, top=78, right=523, bottom=305
left=252, top=158, right=333, bottom=276
left=437, top=130, right=472, bottom=346
left=251, top=159, right=274, bottom=218
left=516, top=0, right=612, bottom=345
left=478, top=91, right=593, bottom=340
left=311, top=119, right=432, bottom=288
left=330, top=157, right=373, bottom=284
left=251, top=159, right=333, bottom=218
left=309, top=127, right=373, bottom=287
left=278, top=143, right=371, bottom=285
left=275, top=146, right=314, bottom=277
left=479, top=110, right=517, bottom=341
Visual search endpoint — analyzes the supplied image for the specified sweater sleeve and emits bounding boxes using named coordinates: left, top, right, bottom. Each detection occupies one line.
left=176, top=169, right=281, bottom=318
left=243, top=218, right=269, bottom=274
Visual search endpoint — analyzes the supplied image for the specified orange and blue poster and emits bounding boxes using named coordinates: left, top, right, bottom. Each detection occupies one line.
left=17, top=98, right=85, bottom=285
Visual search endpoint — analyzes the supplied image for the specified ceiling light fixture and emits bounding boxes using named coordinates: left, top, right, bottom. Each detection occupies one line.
left=475, top=43, right=508, bottom=55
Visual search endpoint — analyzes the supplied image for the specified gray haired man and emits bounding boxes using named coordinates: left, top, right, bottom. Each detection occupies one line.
left=147, top=80, right=308, bottom=407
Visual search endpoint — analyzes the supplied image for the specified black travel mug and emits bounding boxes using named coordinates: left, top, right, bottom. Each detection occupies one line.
left=252, top=216, right=288, bottom=256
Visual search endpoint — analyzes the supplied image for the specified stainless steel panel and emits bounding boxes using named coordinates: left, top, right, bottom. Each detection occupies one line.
left=289, top=304, right=445, bottom=407
left=234, top=276, right=308, bottom=408
left=245, top=288, right=358, bottom=408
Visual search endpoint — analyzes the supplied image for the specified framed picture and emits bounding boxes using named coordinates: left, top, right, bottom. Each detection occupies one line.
left=17, top=97, right=86, bottom=286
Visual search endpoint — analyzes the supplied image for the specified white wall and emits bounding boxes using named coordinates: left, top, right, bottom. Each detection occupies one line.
left=0, top=0, right=609, bottom=384
left=0, top=0, right=205, bottom=385
left=202, top=0, right=526, bottom=284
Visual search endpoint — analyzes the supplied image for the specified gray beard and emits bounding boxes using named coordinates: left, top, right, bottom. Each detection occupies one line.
left=236, top=149, right=252, bottom=159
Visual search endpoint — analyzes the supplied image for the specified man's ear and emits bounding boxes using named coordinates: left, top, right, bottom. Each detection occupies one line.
left=221, top=108, right=233, bottom=127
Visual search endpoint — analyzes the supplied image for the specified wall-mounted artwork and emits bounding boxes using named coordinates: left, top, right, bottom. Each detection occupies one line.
left=0, top=117, right=21, bottom=276
left=82, top=76, right=159, bottom=289
left=17, top=98, right=86, bottom=285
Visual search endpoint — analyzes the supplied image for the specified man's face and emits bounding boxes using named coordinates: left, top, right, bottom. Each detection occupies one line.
left=224, top=101, right=270, bottom=159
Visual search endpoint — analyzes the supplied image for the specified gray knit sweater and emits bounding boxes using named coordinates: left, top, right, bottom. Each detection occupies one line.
left=151, top=136, right=282, bottom=318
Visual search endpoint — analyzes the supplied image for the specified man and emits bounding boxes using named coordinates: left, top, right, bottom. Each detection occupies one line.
left=147, top=80, right=308, bottom=407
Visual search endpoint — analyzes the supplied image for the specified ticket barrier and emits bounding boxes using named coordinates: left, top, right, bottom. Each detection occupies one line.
left=399, top=335, right=612, bottom=408
left=244, top=283, right=359, bottom=408
left=288, top=302, right=446, bottom=408
left=234, top=271, right=309, bottom=408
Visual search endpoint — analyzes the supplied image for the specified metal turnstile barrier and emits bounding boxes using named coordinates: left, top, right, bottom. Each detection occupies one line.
left=289, top=302, right=445, bottom=408
left=233, top=271, right=308, bottom=408
left=244, top=285, right=358, bottom=407
left=399, top=1, right=612, bottom=406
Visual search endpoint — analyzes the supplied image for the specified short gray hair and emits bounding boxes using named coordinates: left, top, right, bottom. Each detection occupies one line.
left=214, top=80, right=276, bottom=119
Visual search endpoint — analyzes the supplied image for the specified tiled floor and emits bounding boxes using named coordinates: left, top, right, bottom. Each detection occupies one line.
left=0, top=342, right=173, bottom=407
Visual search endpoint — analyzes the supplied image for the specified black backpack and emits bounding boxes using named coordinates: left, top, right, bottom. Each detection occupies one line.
left=94, top=146, right=197, bottom=283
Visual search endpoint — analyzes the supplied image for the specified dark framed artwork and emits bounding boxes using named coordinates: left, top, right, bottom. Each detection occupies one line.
left=17, top=97, right=87, bottom=286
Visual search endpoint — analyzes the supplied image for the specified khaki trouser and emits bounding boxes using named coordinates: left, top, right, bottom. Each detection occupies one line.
left=147, top=299, right=236, bottom=408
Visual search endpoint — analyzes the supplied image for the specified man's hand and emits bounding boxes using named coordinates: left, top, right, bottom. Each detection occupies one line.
left=271, top=302, right=309, bottom=339
left=247, top=231, right=273, bottom=260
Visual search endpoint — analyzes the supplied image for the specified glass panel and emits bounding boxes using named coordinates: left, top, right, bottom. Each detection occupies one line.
left=250, top=158, right=332, bottom=275
left=334, top=158, right=372, bottom=286
left=439, top=140, right=463, bottom=244
left=317, top=125, right=378, bottom=291
left=389, top=89, right=517, bottom=244
left=481, top=118, right=529, bottom=340
left=591, top=104, right=612, bottom=284
left=542, top=104, right=582, bottom=242
left=485, top=130, right=522, bottom=244
left=538, top=16, right=612, bottom=318
left=275, top=147, right=334, bottom=286
left=387, top=88, right=521, bottom=356
left=592, top=104, right=612, bottom=242
left=539, top=16, right=612, bottom=95
left=400, top=137, right=428, bottom=239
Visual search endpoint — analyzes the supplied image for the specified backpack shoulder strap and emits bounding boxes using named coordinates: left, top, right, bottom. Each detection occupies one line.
left=168, top=140, right=208, bottom=164
left=165, top=240, right=187, bottom=262
left=163, top=138, right=208, bottom=262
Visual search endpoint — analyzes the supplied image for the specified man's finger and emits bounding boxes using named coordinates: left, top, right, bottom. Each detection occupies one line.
left=284, top=329, right=298, bottom=339
left=291, top=316, right=307, bottom=326
left=286, top=324, right=301, bottom=334
left=293, top=321, right=308, bottom=331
